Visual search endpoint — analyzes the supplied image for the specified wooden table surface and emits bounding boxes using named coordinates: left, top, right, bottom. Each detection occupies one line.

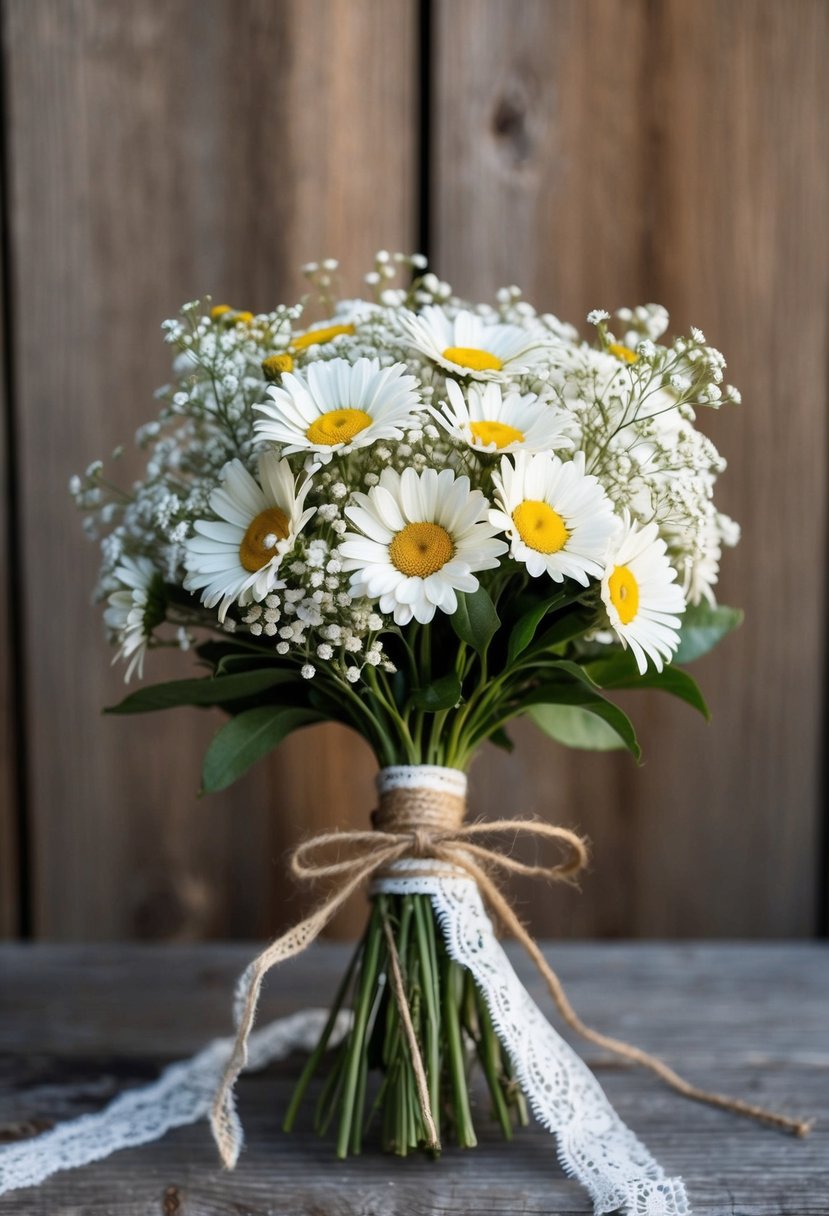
left=0, top=942, right=827, bottom=1215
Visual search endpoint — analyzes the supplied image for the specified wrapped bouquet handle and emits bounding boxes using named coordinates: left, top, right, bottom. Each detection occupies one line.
left=212, top=766, right=810, bottom=1213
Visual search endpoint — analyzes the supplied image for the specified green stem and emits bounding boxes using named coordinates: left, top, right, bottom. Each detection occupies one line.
left=283, top=941, right=360, bottom=1132
left=442, top=951, right=476, bottom=1147
left=336, top=903, right=384, bottom=1158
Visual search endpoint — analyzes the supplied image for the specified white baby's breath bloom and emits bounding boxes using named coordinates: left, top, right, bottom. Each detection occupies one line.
left=397, top=305, right=549, bottom=380
left=255, top=357, right=422, bottom=462
left=340, top=467, right=507, bottom=625
left=601, top=516, right=686, bottom=673
left=104, top=556, right=162, bottom=682
left=490, top=452, right=616, bottom=585
left=432, top=380, right=572, bottom=455
left=183, top=452, right=316, bottom=621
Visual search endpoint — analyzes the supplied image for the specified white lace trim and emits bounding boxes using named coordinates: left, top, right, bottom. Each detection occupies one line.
left=0, top=764, right=689, bottom=1213
left=379, top=868, right=689, bottom=1216
left=0, top=1009, right=348, bottom=1196
left=376, top=764, right=467, bottom=798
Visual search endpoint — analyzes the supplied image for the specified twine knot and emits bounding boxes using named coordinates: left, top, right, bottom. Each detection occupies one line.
left=209, top=772, right=812, bottom=1171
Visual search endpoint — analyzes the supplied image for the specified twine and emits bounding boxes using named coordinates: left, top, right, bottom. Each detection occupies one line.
left=210, top=782, right=811, bottom=1167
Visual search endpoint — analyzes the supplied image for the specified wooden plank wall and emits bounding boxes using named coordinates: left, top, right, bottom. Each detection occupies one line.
left=0, top=0, right=825, bottom=941
left=0, top=128, right=19, bottom=937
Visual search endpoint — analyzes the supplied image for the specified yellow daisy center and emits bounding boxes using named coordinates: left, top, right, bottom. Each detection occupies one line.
left=442, top=346, right=503, bottom=372
left=210, top=304, right=232, bottom=320
left=306, top=408, right=372, bottom=446
left=262, top=353, right=294, bottom=380
left=608, top=341, right=639, bottom=364
left=512, top=500, right=570, bottom=554
left=234, top=310, right=255, bottom=325
left=608, top=564, right=639, bottom=625
left=470, top=419, right=524, bottom=449
left=389, top=522, right=455, bottom=578
left=291, top=323, right=356, bottom=351
left=239, top=507, right=291, bottom=573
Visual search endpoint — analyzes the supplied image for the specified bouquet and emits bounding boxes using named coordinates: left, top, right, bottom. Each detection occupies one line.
left=73, top=252, right=787, bottom=1212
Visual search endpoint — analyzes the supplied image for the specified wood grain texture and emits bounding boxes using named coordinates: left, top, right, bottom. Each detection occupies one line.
left=432, top=0, right=829, bottom=937
left=0, top=146, right=19, bottom=938
left=1, top=0, right=417, bottom=940
left=0, top=942, right=827, bottom=1214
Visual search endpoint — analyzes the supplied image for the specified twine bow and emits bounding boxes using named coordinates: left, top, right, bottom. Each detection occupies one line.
left=210, top=783, right=811, bottom=1168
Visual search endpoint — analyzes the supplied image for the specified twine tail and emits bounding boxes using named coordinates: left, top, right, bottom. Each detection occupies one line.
left=210, top=855, right=385, bottom=1168
left=380, top=907, right=440, bottom=1151
left=475, top=874, right=813, bottom=1138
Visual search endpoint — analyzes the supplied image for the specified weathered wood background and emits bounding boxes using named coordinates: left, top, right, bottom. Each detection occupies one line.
left=0, top=0, right=826, bottom=942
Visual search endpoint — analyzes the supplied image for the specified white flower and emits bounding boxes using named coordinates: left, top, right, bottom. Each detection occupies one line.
left=183, top=452, right=315, bottom=621
left=397, top=305, right=549, bottom=380
left=600, top=516, right=686, bottom=673
left=490, top=452, right=616, bottom=584
left=104, top=556, right=161, bottom=681
left=340, top=467, right=507, bottom=625
left=255, top=357, right=422, bottom=462
left=432, top=380, right=572, bottom=455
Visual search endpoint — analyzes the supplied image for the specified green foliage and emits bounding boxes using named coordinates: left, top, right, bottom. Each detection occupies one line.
left=202, top=706, right=322, bottom=792
left=106, top=668, right=297, bottom=714
left=525, top=682, right=641, bottom=759
left=451, top=587, right=500, bottom=653
left=584, top=652, right=710, bottom=718
left=506, top=591, right=572, bottom=664
left=673, top=602, right=743, bottom=664
left=528, top=704, right=628, bottom=751
left=412, top=672, right=463, bottom=711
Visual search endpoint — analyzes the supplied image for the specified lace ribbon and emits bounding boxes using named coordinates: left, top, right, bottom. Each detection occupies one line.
left=0, top=880, right=686, bottom=1214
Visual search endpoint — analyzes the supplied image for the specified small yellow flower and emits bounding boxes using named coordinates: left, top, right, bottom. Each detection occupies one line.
left=210, top=304, right=232, bottom=320
left=262, top=354, right=294, bottom=380
left=291, top=323, right=355, bottom=351
left=608, top=341, right=639, bottom=364
left=234, top=310, right=255, bottom=325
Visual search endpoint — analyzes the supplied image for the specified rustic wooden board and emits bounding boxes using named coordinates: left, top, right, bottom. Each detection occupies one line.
left=0, top=114, right=21, bottom=940
left=1, top=0, right=417, bottom=940
left=0, top=943, right=826, bottom=1214
left=431, top=0, right=829, bottom=937
left=0, top=149, right=18, bottom=939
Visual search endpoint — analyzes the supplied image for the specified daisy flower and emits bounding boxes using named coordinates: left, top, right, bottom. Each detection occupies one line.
left=254, top=357, right=422, bottom=462
left=600, top=516, right=686, bottom=673
left=104, top=556, right=164, bottom=681
left=340, top=467, right=507, bottom=625
left=490, top=451, right=616, bottom=584
left=397, top=305, right=549, bottom=380
left=184, top=452, right=316, bottom=621
left=433, top=379, right=572, bottom=455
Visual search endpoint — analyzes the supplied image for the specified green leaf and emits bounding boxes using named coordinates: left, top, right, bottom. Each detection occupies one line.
left=528, top=703, right=628, bottom=751
left=585, top=653, right=710, bottom=719
left=532, top=604, right=598, bottom=653
left=489, top=726, right=514, bottom=753
left=106, top=668, right=297, bottom=714
left=202, top=706, right=322, bottom=792
left=411, top=672, right=462, bottom=711
left=507, top=592, right=569, bottom=665
left=524, top=682, right=640, bottom=758
left=674, top=603, right=743, bottom=664
left=451, top=586, right=500, bottom=653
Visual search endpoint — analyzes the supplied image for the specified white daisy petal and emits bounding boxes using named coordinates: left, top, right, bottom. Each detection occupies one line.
left=432, top=379, right=572, bottom=455
left=104, top=556, right=163, bottom=683
left=397, top=306, right=552, bottom=381
left=254, top=357, right=423, bottom=462
left=339, top=467, right=507, bottom=627
left=490, top=452, right=616, bottom=585
left=600, top=514, right=687, bottom=673
left=183, top=452, right=316, bottom=621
